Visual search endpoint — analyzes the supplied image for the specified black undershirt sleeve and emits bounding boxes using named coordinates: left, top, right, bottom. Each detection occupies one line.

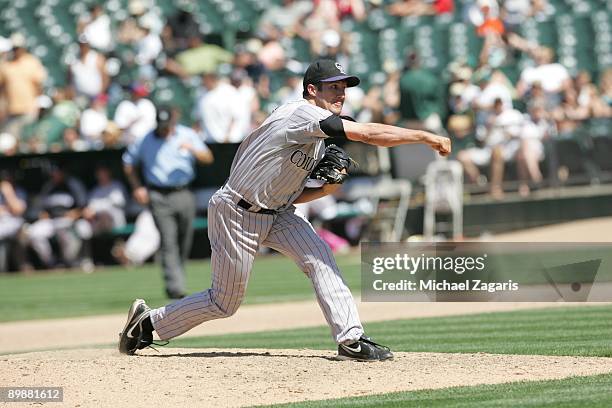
left=319, top=115, right=346, bottom=138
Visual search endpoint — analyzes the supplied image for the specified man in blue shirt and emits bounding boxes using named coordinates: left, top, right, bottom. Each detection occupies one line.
left=123, top=106, right=213, bottom=298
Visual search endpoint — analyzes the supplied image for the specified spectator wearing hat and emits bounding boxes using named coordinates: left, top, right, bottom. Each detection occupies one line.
left=122, top=107, right=214, bottom=298
left=0, top=33, right=47, bottom=141
left=113, top=83, right=157, bottom=144
left=68, top=35, right=108, bottom=103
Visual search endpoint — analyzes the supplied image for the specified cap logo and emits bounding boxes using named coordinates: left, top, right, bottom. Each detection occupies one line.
left=335, top=63, right=346, bottom=74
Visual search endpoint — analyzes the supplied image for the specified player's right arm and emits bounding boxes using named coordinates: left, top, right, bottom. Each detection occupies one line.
left=293, top=184, right=341, bottom=204
left=341, top=119, right=451, bottom=156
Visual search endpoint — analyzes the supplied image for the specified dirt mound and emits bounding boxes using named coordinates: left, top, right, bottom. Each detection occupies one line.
left=3, top=348, right=612, bottom=407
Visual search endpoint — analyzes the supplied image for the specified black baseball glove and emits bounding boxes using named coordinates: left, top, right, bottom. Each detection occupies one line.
left=310, top=144, right=356, bottom=184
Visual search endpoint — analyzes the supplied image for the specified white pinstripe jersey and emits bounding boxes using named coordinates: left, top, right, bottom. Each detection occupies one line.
left=225, top=99, right=334, bottom=210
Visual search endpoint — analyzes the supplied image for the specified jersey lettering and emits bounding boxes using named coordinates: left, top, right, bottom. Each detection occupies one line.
left=290, top=150, right=317, bottom=171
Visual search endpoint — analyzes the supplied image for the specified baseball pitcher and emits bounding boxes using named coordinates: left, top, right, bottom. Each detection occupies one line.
left=119, top=59, right=451, bottom=361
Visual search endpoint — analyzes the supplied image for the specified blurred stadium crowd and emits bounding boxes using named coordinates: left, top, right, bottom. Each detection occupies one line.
left=0, top=0, right=611, bottom=272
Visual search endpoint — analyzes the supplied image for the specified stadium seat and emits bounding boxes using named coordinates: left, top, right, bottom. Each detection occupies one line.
left=448, top=23, right=470, bottom=63
left=547, top=130, right=598, bottom=184
left=592, top=138, right=612, bottom=175
left=423, top=160, right=463, bottom=240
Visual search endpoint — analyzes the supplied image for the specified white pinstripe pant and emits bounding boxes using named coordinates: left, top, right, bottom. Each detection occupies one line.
left=149, top=190, right=364, bottom=344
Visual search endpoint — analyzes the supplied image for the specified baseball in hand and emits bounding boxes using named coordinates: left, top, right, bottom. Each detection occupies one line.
left=429, top=135, right=451, bottom=157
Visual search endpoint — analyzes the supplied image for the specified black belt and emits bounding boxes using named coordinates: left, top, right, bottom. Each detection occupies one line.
left=237, top=199, right=276, bottom=215
left=148, top=185, right=189, bottom=194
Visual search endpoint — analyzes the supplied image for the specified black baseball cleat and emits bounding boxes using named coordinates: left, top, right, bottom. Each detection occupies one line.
left=337, top=336, right=394, bottom=362
left=118, top=299, right=154, bottom=355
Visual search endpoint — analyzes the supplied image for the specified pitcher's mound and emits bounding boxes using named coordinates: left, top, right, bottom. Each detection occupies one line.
left=4, top=348, right=612, bottom=407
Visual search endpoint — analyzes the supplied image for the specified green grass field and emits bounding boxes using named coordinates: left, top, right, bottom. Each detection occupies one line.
left=0, top=254, right=360, bottom=322
left=171, top=304, right=612, bottom=357
left=263, top=373, right=612, bottom=408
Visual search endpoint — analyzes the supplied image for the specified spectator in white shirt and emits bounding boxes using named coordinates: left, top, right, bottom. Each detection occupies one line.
left=473, top=70, right=514, bottom=112
left=517, top=47, right=571, bottom=106
left=113, top=83, right=157, bottom=144
left=471, top=70, right=514, bottom=141
left=79, top=94, right=109, bottom=149
left=230, top=68, right=258, bottom=135
left=78, top=5, right=113, bottom=52
left=135, top=22, right=162, bottom=80
left=68, top=36, right=108, bottom=102
left=135, top=25, right=162, bottom=65
left=458, top=98, right=526, bottom=199
left=448, top=67, right=480, bottom=114
left=197, top=70, right=252, bottom=144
